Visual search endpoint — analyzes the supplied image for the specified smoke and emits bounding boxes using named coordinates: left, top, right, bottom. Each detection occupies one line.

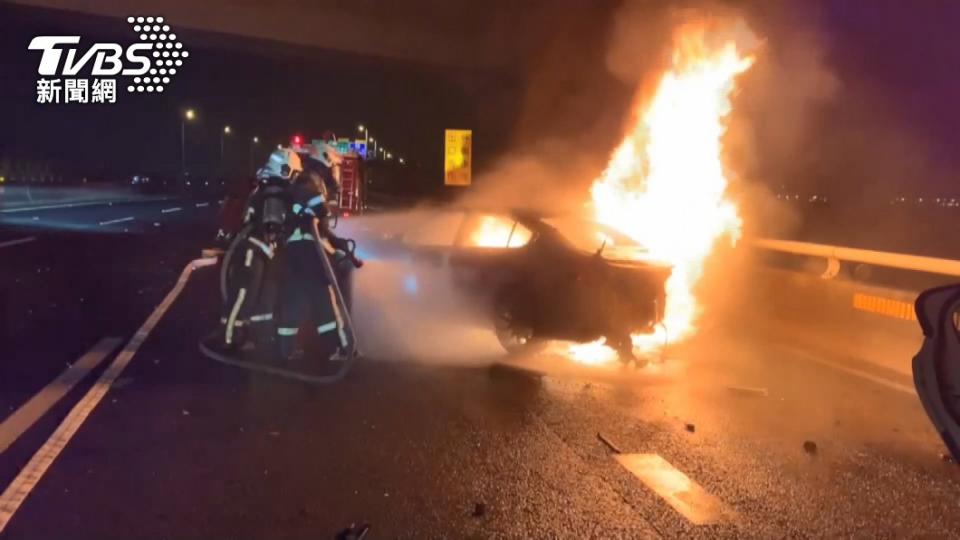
left=338, top=212, right=504, bottom=364
left=456, top=139, right=603, bottom=215
left=457, top=0, right=841, bottom=238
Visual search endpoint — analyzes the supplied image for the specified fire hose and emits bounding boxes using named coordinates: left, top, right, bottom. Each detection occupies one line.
left=200, top=219, right=363, bottom=384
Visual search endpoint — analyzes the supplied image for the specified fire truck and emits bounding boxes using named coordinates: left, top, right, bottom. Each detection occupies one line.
left=336, top=149, right=365, bottom=215
left=296, top=135, right=367, bottom=215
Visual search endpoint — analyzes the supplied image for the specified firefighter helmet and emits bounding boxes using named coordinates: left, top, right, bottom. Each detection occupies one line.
left=258, top=148, right=302, bottom=180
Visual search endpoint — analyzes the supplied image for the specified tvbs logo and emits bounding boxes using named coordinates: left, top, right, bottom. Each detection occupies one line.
left=28, top=16, right=188, bottom=104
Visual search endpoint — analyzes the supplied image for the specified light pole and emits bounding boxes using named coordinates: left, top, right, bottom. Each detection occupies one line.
left=220, top=125, right=232, bottom=172
left=180, top=108, right=195, bottom=181
left=249, top=136, right=259, bottom=172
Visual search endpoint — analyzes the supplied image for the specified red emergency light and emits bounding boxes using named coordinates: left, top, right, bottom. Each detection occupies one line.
left=291, top=134, right=304, bottom=147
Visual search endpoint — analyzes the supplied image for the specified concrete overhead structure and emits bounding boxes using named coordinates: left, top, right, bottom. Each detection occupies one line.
left=8, top=0, right=569, bottom=72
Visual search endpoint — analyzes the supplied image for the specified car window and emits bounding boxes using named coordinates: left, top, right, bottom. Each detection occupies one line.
left=403, top=211, right=465, bottom=247
left=461, top=213, right=533, bottom=248
left=507, top=222, right=533, bottom=248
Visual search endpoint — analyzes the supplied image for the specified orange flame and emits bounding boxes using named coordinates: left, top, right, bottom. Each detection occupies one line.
left=570, top=20, right=755, bottom=365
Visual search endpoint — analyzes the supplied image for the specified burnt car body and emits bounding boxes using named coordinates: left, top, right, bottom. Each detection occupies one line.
left=375, top=208, right=671, bottom=357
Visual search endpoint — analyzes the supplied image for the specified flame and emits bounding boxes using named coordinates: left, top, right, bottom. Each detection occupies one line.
left=469, top=216, right=515, bottom=247
left=569, top=20, right=755, bottom=365
left=468, top=215, right=533, bottom=248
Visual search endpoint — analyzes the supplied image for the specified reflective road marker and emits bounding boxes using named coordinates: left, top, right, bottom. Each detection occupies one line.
left=0, top=258, right=216, bottom=534
left=0, top=337, right=122, bottom=453
left=616, top=453, right=734, bottom=525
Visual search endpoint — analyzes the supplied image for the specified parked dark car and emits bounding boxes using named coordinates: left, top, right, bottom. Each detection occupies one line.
left=379, top=208, right=672, bottom=360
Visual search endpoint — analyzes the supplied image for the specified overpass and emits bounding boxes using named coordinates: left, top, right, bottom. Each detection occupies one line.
left=1, top=196, right=958, bottom=538
left=7, top=0, right=590, bottom=72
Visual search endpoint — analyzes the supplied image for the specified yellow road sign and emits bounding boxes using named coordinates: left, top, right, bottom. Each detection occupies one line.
left=444, top=129, right=472, bottom=186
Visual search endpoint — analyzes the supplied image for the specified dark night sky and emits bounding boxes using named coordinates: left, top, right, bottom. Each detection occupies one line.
left=0, top=2, right=518, bottom=183
left=2, top=0, right=960, bottom=199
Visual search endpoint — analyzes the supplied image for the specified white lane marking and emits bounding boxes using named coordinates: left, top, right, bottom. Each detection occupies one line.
left=161, top=207, right=182, bottom=214
left=0, top=257, right=216, bottom=533
left=98, top=216, right=134, bottom=226
left=615, top=453, right=735, bottom=525
left=0, top=201, right=114, bottom=214
left=0, top=337, right=122, bottom=454
left=0, top=237, right=36, bottom=249
left=781, top=345, right=916, bottom=395
left=0, top=196, right=180, bottom=214
left=195, top=202, right=209, bottom=208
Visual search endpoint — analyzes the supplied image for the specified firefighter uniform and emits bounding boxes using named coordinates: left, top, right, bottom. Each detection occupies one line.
left=220, top=150, right=300, bottom=349
left=275, top=170, right=351, bottom=360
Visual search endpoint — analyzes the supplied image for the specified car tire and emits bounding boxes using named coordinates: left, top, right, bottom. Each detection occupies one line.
left=492, top=289, right=544, bottom=355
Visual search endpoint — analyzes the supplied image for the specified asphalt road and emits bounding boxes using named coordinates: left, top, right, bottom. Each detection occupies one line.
left=2, top=207, right=959, bottom=539
left=0, top=197, right=219, bottom=419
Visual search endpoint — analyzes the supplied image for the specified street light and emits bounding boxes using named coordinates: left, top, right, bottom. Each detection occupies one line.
left=180, top=108, right=196, bottom=181
left=220, top=125, right=232, bottom=170
left=249, top=136, right=260, bottom=172
left=358, top=124, right=373, bottom=159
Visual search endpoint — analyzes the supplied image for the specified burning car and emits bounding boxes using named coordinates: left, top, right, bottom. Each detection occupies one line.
left=381, top=208, right=671, bottom=362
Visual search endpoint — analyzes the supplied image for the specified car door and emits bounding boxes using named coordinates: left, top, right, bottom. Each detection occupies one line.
left=448, top=212, right=534, bottom=293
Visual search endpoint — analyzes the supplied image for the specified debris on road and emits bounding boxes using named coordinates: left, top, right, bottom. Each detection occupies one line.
left=597, top=432, right=623, bottom=454
left=803, top=441, right=818, bottom=455
left=727, top=385, right=769, bottom=397
left=336, top=523, right=370, bottom=540
left=181, top=409, right=190, bottom=416
left=472, top=502, right=487, bottom=517
left=685, top=423, right=696, bottom=433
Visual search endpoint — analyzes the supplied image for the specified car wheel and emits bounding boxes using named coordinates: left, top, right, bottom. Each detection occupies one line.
left=492, top=292, right=543, bottom=355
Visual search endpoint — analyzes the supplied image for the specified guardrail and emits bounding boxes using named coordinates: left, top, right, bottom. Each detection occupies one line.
left=753, top=238, right=960, bottom=279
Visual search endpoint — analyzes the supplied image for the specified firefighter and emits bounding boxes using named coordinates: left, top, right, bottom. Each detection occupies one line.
left=297, top=132, right=342, bottom=205
left=275, top=156, right=358, bottom=362
left=220, top=148, right=301, bottom=350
